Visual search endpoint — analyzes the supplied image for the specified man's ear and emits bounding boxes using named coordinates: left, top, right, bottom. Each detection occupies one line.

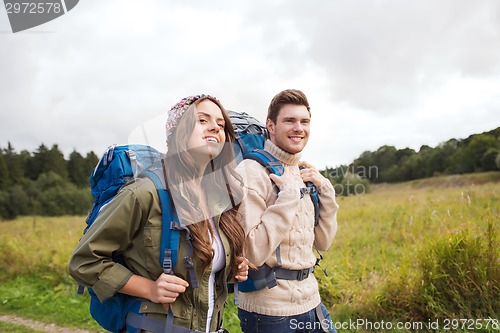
left=266, top=119, right=275, bottom=135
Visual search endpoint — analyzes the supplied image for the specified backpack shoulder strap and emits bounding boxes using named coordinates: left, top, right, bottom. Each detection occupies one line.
left=246, top=149, right=320, bottom=226
left=141, top=163, right=178, bottom=274
left=244, top=149, right=284, bottom=176
left=243, top=149, right=284, bottom=268
left=141, top=161, right=199, bottom=288
left=311, top=189, right=320, bottom=226
left=301, top=185, right=320, bottom=226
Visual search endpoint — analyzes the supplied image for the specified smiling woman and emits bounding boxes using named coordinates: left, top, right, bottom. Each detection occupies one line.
left=68, top=94, right=249, bottom=333
left=187, top=100, right=227, bottom=165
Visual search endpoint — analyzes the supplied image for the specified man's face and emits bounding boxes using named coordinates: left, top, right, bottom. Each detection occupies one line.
left=267, top=104, right=310, bottom=154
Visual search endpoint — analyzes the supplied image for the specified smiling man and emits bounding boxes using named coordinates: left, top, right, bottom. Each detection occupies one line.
left=236, top=89, right=339, bottom=333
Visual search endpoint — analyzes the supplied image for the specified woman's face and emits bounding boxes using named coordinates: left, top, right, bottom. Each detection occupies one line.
left=187, top=100, right=226, bottom=162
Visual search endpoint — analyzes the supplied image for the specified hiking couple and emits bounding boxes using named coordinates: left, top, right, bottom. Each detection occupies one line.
left=69, top=89, right=339, bottom=333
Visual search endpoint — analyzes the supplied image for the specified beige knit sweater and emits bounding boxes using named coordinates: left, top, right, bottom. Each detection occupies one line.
left=236, top=140, right=339, bottom=316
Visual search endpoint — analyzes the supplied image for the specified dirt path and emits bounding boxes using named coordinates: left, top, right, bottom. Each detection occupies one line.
left=0, top=314, right=96, bottom=333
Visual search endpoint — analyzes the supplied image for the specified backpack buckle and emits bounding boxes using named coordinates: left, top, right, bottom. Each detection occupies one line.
left=163, top=249, right=173, bottom=275
left=296, top=268, right=311, bottom=281
left=184, top=256, right=194, bottom=268
left=163, top=258, right=173, bottom=275
left=308, top=185, right=317, bottom=194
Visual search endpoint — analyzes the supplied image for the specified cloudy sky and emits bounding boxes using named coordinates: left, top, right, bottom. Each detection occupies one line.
left=1, top=0, right=499, bottom=168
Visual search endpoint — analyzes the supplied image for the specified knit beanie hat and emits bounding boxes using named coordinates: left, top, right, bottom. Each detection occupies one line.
left=165, top=94, right=219, bottom=150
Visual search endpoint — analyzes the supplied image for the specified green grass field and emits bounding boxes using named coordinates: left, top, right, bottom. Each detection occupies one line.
left=0, top=172, right=498, bottom=332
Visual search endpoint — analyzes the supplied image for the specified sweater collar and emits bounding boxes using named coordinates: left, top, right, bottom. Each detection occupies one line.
left=264, top=139, right=301, bottom=166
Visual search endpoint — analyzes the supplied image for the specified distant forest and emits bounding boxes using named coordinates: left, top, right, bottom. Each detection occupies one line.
left=323, top=127, right=500, bottom=187
left=0, top=144, right=98, bottom=219
left=1, top=126, right=499, bottom=219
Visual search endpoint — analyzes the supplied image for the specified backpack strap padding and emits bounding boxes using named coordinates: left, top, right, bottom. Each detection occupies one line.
left=311, top=190, right=320, bottom=226
left=242, top=149, right=284, bottom=273
left=142, top=167, right=199, bottom=289
left=243, top=149, right=284, bottom=176
left=142, top=169, right=179, bottom=274
left=244, top=149, right=320, bottom=225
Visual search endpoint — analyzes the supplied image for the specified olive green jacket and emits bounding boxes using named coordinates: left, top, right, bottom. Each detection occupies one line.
left=69, top=177, right=234, bottom=332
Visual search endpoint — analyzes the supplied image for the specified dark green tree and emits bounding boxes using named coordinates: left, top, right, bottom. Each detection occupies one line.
left=415, top=145, right=436, bottom=178
left=351, top=151, right=376, bottom=182
left=0, top=190, right=11, bottom=219
left=18, top=149, right=32, bottom=180
left=0, top=150, right=9, bottom=191
left=35, top=171, right=91, bottom=215
left=465, top=134, right=499, bottom=171
left=28, top=144, right=68, bottom=180
left=25, top=144, right=47, bottom=180
left=425, top=140, right=457, bottom=177
left=48, top=144, right=68, bottom=179
left=374, top=145, right=398, bottom=182
left=396, top=148, right=416, bottom=162
left=82, top=151, right=99, bottom=186
left=67, top=150, right=88, bottom=187
left=481, top=148, right=499, bottom=171
left=9, top=184, right=30, bottom=217
left=399, top=153, right=423, bottom=180
left=2, top=142, right=26, bottom=187
left=85, top=151, right=99, bottom=170
left=389, top=148, right=417, bottom=181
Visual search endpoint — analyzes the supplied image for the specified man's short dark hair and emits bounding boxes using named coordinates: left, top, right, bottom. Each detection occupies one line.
left=267, top=89, right=311, bottom=123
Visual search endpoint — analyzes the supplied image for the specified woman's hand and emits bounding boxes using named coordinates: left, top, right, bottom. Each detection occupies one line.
left=234, top=257, right=249, bottom=282
left=150, top=273, right=189, bottom=304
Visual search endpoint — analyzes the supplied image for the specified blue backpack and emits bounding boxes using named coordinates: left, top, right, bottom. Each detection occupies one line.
left=80, top=144, right=193, bottom=333
left=228, top=110, right=267, bottom=162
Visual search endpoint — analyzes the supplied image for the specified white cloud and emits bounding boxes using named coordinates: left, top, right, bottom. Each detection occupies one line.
left=1, top=1, right=499, bottom=167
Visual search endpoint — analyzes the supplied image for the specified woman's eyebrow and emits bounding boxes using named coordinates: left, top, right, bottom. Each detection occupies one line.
left=197, top=112, right=225, bottom=122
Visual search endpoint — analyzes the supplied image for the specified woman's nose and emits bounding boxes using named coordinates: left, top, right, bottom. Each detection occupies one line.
left=207, top=119, right=220, bottom=132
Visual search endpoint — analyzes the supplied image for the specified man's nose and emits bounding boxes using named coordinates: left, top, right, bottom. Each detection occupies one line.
left=292, top=121, right=303, bottom=132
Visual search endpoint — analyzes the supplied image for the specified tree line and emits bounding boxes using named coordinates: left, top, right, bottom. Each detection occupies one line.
left=2, top=126, right=499, bottom=219
left=0, top=143, right=99, bottom=219
left=323, top=127, right=500, bottom=184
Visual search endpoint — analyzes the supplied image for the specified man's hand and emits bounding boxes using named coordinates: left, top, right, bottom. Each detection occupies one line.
left=298, top=161, right=327, bottom=188
left=269, top=167, right=295, bottom=189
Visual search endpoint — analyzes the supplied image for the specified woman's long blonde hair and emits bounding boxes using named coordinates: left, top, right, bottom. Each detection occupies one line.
left=165, top=96, right=245, bottom=274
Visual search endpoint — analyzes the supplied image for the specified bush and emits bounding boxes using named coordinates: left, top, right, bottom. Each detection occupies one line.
left=371, top=220, right=499, bottom=322
left=0, top=172, right=92, bottom=219
left=0, top=191, right=11, bottom=220
left=418, top=223, right=498, bottom=319
left=333, top=173, right=370, bottom=196
left=38, top=186, right=91, bottom=216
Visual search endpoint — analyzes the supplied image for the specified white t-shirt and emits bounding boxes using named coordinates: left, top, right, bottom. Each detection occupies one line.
left=206, top=218, right=226, bottom=332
